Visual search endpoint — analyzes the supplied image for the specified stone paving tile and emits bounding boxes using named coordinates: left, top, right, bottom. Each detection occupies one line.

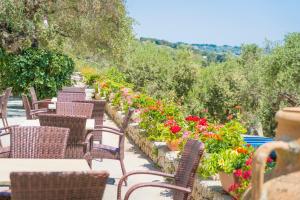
left=1, top=98, right=173, bottom=200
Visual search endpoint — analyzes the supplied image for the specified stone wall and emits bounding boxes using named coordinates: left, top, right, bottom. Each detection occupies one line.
left=105, top=103, right=231, bottom=200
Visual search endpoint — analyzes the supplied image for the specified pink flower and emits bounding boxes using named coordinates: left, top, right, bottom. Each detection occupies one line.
left=182, top=131, right=190, bottom=138
left=242, top=170, right=252, bottom=179
left=234, top=169, right=243, bottom=177
left=245, top=158, right=252, bottom=166
left=267, top=157, right=273, bottom=163
left=196, top=124, right=207, bottom=132
left=170, top=125, right=181, bottom=134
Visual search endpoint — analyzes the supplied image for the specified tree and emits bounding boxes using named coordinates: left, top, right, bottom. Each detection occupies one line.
left=0, top=0, right=133, bottom=65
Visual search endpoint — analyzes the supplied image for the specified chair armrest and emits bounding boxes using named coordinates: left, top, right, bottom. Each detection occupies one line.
left=30, top=108, right=48, bottom=115
left=95, top=125, right=121, bottom=132
left=0, top=125, right=19, bottom=136
left=84, top=133, right=94, bottom=152
left=123, top=182, right=191, bottom=200
left=117, top=170, right=174, bottom=200
left=32, top=99, right=52, bottom=105
left=89, top=129, right=123, bottom=136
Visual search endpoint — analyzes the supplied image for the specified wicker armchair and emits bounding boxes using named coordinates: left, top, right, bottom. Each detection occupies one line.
left=57, top=91, right=86, bottom=102
left=62, top=86, right=86, bottom=93
left=22, top=94, right=48, bottom=120
left=56, top=102, right=94, bottom=118
left=87, top=109, right=134, bottom=184
left=75, top=100, right=106, bottom=141
left=117, top=139, right=204, bottom=200
left=0, top=126, right=16, bottom=158
left=38, top=113, right=92, bottom=160
left=0, top=87, right=12, bottom=128
left=29, top=87, right=52, bottom=110
left=2, top=171, right=109, bottom=200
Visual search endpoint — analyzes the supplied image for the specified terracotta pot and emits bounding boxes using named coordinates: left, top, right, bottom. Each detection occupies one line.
left=219, top=172, right=239, bottom=193
left=167, top=140, right=180, bottom=151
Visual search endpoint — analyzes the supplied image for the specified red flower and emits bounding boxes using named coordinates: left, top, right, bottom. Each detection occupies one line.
left=246, top=144, right=251, bottom=147
left=267, top=157, right=273, bottom=163
left=185, top=115, right=200, bottom=122
left=170, top=125, right=181, bottom=134
left=245, top=158, right=252, bottom=166
left=164, top=119, right=177, bottom=127
left=234, top=169, right=243, bottom=177
left=228, top=183, right=240, bottom=192
left=198, top=118, right=208, bottom=126
left=242, top=170, right=252, bottom=179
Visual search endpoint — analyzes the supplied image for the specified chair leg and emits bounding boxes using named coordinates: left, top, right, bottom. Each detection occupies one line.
left=120, top=159, right=127, bottom=186
left=4, top=117, right=9, bottom=128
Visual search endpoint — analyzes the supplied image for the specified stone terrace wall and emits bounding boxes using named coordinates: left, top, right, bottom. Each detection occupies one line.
left=105, top=103, right=231, bottom=200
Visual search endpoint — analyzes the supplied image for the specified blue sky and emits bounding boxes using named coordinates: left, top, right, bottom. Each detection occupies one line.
left=126, top=0, right=300, bottom=46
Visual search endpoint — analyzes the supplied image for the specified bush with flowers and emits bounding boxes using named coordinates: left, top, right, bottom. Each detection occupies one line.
left=82, top=68, right=276, bottom=199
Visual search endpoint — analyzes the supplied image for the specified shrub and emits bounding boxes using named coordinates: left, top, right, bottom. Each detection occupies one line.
left=0, top=48, right=74, bottom=98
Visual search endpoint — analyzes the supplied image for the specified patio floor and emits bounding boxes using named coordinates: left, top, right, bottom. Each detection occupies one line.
left=1, top=97, right=173, bottom=200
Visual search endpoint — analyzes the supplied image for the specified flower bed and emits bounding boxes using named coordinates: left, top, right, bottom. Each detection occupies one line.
left=83, top=68, right=275, bottom=199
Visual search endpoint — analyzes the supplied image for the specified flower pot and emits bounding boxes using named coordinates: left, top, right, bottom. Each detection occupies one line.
left=167, top=140, right=180, bottom=151
left=219, top=172, right=239, bottom=193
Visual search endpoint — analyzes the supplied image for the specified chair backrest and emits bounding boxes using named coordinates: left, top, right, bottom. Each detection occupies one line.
left=121, top=108, right=134, bottom=132
left=174, top=139, right=204, bottom=200
left=21, top=94, right=33, bottom=120
left=10, top=171, right=109, bottom=200
left=38, top=114, right=87, bottom=144
left=29, top=87, right=38, bottom=109
left=56, top=102, right=94, bottom=118
left=1, top=87, right=12, bottom=117
left=62, top=86, right=86, bottom=93
left=75, top=100, right=106, bottom=127
left=10, top=126, right=69, bottom=159
left=57, top=91, right=86, bottom=102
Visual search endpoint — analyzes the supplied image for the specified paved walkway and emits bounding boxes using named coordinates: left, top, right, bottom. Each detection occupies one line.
left=1, top=97, right=172, bottom=200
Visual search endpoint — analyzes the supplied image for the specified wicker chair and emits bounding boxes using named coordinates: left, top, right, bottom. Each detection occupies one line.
left=29, top=87, right=52, bottom=110
left=0, top=126, right=16, bottom=158
left=22, top=94, right=48, bottom=120
left=0, top=87, right=12, bottom=128
left=57, top=91, right=86, bottom=102
left=62, top=86, right=86, bottom=93
left=11, top=126, right=69, bottom=158
left=117, top=139, right=204, bottom=200
left=56, top=102, right=94, bottom=118
left=75, top=100, right=106, bottom=141
left=38, top=113, right=93, bottom=160
left=1, top=171, right=109, bottom=200
left=87, top=109, right=134, bottom=184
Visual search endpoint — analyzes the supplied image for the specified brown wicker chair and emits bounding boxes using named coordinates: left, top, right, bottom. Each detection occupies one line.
left=0, top=126, right=16, bottom=158
left=75, top=100, right=106, bottom=141
left=10, top=126, right=69, bottom=159
left=3, top=171, right=109, bottom=200
left=87, top=109, right=134, bottom=184
left=0, top=87, right=12, bottom=128
left=56, top=102, right=94, bottom=118
left=57, top=91, right=86, bottom=102
left=117, top=139, right=204, bottom=200
left=22, top=94, right=48, bottom=120
left=29, top=87, right=52, bottom=110
left=62, top=86, right=86, bottom=93
left=38, top=113, right=93, bottom=160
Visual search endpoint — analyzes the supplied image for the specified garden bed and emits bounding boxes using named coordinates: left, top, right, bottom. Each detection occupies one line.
left=105, top=103, right=231, bottom=200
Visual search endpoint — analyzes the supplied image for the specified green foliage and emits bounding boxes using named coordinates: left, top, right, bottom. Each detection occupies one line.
left=0, top=48, right=74, bottom=98
left=123, top=41, right=198, bottom=101
left=0, top=0, right=133, bottom=66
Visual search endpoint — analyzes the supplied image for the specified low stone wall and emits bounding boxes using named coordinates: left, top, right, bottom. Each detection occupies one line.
left=105, top=103, right=231, bottom=200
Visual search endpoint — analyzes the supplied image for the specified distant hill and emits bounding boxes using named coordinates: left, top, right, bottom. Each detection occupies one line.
left=140, top=37, right=241, bottom=55
left=140, top=37, right=241, bottom=64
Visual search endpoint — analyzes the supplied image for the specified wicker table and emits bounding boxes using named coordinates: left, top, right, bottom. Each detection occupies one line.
left=0, top=159, right=90, bottom=186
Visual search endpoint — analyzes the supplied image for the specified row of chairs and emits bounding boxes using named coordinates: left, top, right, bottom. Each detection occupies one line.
left=0, top=87, right=205, bottom=200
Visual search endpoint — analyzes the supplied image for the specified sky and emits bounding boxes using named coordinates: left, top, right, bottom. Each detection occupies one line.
left=126, top=0, right=300, bottom=46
